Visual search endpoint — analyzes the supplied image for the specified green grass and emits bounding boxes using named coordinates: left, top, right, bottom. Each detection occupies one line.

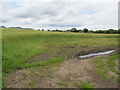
left=24, top=57, right=64, bottom=68
left=93, top=53, right=119, bottom=82
left=74, top=81, right=94, bottom=89
left=2, top=28, right=118, bottom=74
left=26, top=81, right=36, bottom=88
left=107, top=54, right=118, bottom=74
left=2, top=28, right=119, bottom=88
left=2, top=27, right=119, bottom=84
left=57, top=81, right=68, bottom=87
left=39, top=73, right=54, bottom=78
left=81, top=82, right=94, bottom=89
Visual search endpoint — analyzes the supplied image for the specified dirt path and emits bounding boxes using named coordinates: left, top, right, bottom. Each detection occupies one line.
left=35, top=58, right=118, bottom=88
left=6, top=56, right=118, bottom=88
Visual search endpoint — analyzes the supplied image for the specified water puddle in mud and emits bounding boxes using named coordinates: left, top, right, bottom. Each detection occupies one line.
left=79, top=50, right=115, bottom=59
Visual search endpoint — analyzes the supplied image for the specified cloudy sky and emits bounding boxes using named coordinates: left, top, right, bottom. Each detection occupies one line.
left=0, top=0, right=119, bottom=30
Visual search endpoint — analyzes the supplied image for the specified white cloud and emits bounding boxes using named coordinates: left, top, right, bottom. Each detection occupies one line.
left=1, top=0, right=119, bottom=30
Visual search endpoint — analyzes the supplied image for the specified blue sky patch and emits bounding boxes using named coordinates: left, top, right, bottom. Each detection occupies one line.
left=8, top=2, right=20, bottom=8
left=49, top=24, right=82, bottom=27
left=84, top=9, right=100, bottom=15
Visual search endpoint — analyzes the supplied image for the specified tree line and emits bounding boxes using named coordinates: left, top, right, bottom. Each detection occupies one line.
left=38, top=28, right=120, bottom=34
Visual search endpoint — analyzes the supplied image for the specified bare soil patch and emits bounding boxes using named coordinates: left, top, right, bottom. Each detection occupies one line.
left=40, top=58, right=118, bottom=88
left=6, top=57, right=118, bottom=88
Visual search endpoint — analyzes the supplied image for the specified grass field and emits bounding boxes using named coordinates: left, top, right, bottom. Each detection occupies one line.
left=93, top=52, right=119, bottom=82
left=2, top=28, right=119, bottom=88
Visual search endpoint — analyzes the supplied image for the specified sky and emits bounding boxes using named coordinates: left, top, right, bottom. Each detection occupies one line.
left=0, top=0, right=119, bottom=30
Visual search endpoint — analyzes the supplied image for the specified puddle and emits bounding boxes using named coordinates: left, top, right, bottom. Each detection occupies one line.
left=79, top=50, right=115, bottom=59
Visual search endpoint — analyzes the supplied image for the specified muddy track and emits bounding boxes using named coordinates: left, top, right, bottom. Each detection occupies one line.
left=6, top=55, right=118, bottom=88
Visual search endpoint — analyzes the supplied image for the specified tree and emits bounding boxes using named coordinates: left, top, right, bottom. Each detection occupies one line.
left=83, top=28, right=88, bottom=33
left=89, top=30, right=93, bottom=33
left=108, top=29, right=115, bottom=34
left=71, top=28, right=77, bottom=32
left=78, top=29, right=82, bottom=32
left=42, top=29, right=44, bottom=31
